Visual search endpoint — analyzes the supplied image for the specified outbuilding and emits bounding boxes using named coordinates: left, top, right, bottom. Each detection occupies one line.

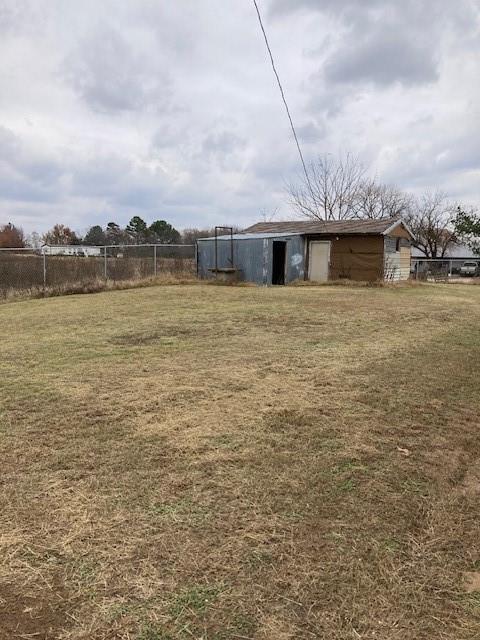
left=196, top=217, right=414, bottom=284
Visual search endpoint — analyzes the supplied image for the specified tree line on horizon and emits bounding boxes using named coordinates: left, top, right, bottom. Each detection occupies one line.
left=0, top=216, right=229, bottom=250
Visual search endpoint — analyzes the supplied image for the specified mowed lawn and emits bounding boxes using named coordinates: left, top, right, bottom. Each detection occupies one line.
left=1, top=284, right=480, bottom=640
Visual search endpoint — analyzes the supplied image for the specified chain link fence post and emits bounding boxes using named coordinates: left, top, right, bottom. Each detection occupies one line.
left=42, top=249, right=47, bottom=292
left=103, top=246, right=108, bottom=280
left=153, top=244, right=157, bottom=278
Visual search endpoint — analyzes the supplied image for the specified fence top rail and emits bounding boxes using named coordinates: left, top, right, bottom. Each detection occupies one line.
left=411, top=257, right=478, bottom=261
left=0, top=247, right=42, bottom=252
left=0, top=243, right=195, bottom=251
left=101, top=243, right=194, bottom=249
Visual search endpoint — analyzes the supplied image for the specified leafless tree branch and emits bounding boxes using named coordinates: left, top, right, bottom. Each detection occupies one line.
left=287, top=153, right=366, bottom=221
left=405, top=191, right=458, bottom=258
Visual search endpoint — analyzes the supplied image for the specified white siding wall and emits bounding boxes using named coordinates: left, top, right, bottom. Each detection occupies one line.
left=384, top=237, right=411, bottom=281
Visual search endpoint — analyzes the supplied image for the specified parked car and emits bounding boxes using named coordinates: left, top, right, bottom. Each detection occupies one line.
left=459, top=261, right=479, bottom=277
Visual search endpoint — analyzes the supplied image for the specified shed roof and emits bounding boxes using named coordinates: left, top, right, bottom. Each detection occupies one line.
left=243, top=217, right=413, bottom=237
left=197, top=231, right=300, bottom=241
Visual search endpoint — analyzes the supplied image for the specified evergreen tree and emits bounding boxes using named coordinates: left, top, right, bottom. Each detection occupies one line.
left=149, top=220, right=181, bottom=244
left=126, top=216, right=148, bottom=243
left=454, top=207, right=480, bottom=255
left=84, top=225, right=106, bottom=246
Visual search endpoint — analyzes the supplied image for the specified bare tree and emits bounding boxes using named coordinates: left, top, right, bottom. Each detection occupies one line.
left=405, top=191, right=458, bottom=258
left=182, top=226, right=243, bottom=244
left=26, top=231, right=43, bottom=249
left=43, top=224, right=80, bottom=246
left=259, top=207, right=279, bottom=222
left=182, top=228, right=215, bottom=244
left=288, top=153, right=366, bottom=220
left=352, top=179, right=412, bottom=219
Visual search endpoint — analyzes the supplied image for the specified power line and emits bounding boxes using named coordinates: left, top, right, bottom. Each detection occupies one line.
left=252, top=0, right=314, bottom=195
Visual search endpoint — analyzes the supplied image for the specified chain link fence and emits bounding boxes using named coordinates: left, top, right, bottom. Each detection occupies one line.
left=0, top=244, right=196, bottom=298
left=411, top=257, right=479, bottom=281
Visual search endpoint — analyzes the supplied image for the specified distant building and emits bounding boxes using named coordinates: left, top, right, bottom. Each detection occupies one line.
left=42, top=245, right=102, bottom=257
left=411, top=244, right=477, bottom=259
left=197, top=218, right=414, bottom=284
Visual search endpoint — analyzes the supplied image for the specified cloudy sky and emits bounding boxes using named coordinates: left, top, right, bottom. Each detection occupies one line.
left=0, top=0, right=479, bottom=234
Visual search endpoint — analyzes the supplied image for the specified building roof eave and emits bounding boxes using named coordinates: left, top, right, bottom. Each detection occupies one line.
left=382, top=218, right=415, bottom=240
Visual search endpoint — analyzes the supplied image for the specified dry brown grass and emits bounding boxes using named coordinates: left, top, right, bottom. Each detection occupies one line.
left=1, top=284, right=480, bottom=639
left=0, top=273, right=198, bottom=303
left=0, top=254, right=195, bottom=300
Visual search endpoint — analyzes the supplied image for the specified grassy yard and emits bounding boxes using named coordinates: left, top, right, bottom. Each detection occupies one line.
left=1, top=283, right=480, bottom=640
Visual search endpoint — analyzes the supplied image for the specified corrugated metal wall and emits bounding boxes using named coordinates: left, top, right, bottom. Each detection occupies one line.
left=197, top=235, right=305, bottom=285
left=197, top=238, right=266, bottom=283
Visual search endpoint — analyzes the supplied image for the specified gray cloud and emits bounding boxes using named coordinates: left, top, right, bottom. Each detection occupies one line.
left=296, top=121, right=326, bottom=143
left=64, top=27, right=172, bottom=114
left=199, top=130, right=246, bottom=171
left=270, top=0, right=473, bottom=22
left=380, top=115, right=480, bottom=191
left=0, top=0, right=478, bottom=233
left=70, top=154, right=133, bottom=198
left=270, top=0, right=384, bottom=17
left=273, top=0, right=476, bottom=89
left=202, top=130, right=244, bottom=157
left=151, top=126, right=185, bottom=150
left=325, top=34, right=438, bottom=87
left=0, top=126, right=18, bottom=155
left=0, top=0, right=47, bottom=35
left=0, top=127, right=65, bottom=203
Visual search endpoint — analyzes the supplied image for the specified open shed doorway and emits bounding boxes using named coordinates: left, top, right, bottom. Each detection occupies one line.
left=272, top=241, right=286, bottom=285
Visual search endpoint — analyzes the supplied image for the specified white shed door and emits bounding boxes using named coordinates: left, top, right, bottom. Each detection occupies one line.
left=309, top=241, right=330, bottom=281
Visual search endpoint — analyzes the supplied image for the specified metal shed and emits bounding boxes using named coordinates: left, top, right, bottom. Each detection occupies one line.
left=196, top=218, right=414, bottom=285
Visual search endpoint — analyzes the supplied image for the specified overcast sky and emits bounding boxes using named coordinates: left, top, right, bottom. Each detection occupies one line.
left=0, top=0, right=479, bottom=234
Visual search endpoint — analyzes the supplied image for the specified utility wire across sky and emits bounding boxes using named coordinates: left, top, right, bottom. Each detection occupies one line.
left=252, top=0, right=315, bottom=197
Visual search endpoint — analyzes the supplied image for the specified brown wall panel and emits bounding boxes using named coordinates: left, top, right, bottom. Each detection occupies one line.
left=329, top=236, right=384, bottom=281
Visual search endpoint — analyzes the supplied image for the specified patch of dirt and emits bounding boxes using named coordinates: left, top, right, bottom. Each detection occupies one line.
left=463, top=572, right=480, bottom=593
left=263, top=408, right=316, bottom=432
left=110, top=330, right=176, bottom=345
left=457, top=458, right=480, bottom=497
left=460, top=466, right=480, bottom=496
left=0, top=580, right=70, bottom=640
left=110, top=321, right=267, bottom=345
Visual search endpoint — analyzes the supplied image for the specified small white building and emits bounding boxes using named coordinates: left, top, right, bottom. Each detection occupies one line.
left=411, top=243, right=477, bottom=259
left=42, top=245, right=102, bottom=257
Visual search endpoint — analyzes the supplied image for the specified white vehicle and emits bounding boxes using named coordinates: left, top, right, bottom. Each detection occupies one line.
left=459, top=261, right=479, bottom=277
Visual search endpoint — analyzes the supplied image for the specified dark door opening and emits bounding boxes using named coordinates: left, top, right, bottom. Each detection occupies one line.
left=272, top=241, right=286, bottom=285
